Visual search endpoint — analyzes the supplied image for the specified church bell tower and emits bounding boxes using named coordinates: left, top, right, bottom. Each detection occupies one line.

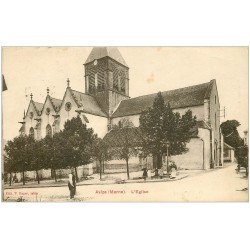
left=84, top=47, right=130, bottom=116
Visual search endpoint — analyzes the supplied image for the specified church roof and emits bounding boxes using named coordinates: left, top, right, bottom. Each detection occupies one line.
left=85, top=47, right=128, bottom=67
left=112, top=80, right=215, bottom=118
left=70, top=89, right=107, bottom=117
left=50, top=97, right=62, bottom=112
left=33, top=101, right=43, bottom=115
left=103, top=127, right=143, bottom=148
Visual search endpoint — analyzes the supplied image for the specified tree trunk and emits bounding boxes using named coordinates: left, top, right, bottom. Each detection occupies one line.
left=74, top=166, right=79, bottom=182
left=22, top=171, right=25, bottom=185
left=51, top=169, right=54, bottom=178
left=99, top=160, right=102, bottom=180
left=166, top=147, right=169, bottom=173
left=157, top=153, right=162, bottom=169
left=9, top=172, right=12, bottom=186
left=153, top=154, right=158, bottom=177
left=36, top=170, right=40, bottom=184
left=126, top=158, right=130, bottom=180
left=102, top=161, right=105, bottom=174
left=54, top=169, right=57, bottom=182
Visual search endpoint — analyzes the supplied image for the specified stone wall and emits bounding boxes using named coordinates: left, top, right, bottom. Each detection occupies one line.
left=11, top=163, right=97, bottom=183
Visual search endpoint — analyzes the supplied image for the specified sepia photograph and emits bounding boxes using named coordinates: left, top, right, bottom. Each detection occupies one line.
left=1, top=46, right=248, bottom=202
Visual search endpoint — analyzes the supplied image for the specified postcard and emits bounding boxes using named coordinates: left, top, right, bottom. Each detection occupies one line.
left=1, top=47, right=248, bottom=202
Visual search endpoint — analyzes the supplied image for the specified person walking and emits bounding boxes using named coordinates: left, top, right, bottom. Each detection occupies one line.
left=68, top=172, right=76, bottom=199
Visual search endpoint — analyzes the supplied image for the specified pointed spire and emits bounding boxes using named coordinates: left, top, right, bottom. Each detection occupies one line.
left=67, top=78, right=70, bottom=87
left=85, top=47, right=128, bottom=67
left=47, top=87, right=50, bottom=95
left=30, top=93, right=33, bottom=100
left=23, top=109, right=26, bottom=119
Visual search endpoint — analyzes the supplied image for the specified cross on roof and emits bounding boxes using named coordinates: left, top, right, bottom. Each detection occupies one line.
left=67, top=78, right=70, bottom=87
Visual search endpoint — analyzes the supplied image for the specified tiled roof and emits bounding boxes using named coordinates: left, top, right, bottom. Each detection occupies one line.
left=70, top=89, right=107, bottom=117
left=85, top=47, right=128, bottom=67
left=103, top=127, right=143, bottom=147
left=112, top=80, right=215, bottom=118
left=33, top=101, right=43, bottom=115
left=50, top=97, right=62, bottom=112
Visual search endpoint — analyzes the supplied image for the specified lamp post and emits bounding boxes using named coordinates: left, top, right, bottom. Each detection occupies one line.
left=166, top=141, right=170, bottom=173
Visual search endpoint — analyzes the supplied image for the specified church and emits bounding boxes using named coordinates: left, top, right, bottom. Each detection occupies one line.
left=19, top=47, right=223, bottom=173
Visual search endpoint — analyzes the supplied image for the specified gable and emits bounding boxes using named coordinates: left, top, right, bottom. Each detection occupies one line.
left=60, top=87, right=79, bottom=112
left=41, top=96, right=58, bottom=115
left=25, top=100, right=43, bottom=120
left=69, top=88, right=107, bottom=117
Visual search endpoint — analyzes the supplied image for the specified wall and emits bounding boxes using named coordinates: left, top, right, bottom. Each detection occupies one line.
left=59, top=88, right=79, bottom=131
left=171, top=138, right=204, bottom=170
left=111, top=105, right=204, bottom=128
left=105, top=134, right=209, bottom=171
left=198, top=128, right=211, bottom=169
left=173, top=105, right=204, bottom=120
left=40, top=96, right=57, bottom=138
left=84, top=113, right=108, bottom=138
left=111, top=114, right=140, bottom=127
left=24, top=101, right=40, bottom=138
left=14, top=163, right=97, bottom=183
left=207, top=80, right=221, bottom=166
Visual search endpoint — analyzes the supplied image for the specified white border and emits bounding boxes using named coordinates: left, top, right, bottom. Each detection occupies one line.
left=0, top=1, right=249, bottom=250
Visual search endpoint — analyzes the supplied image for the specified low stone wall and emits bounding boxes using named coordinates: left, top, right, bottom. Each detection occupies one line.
left=7, top=163, right=97, bottom=183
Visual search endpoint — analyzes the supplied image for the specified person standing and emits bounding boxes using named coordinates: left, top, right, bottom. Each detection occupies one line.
left=142, top=167, right=148, bottom=181
left=147, top=169, right=151, bottom=180
left=159, top=168, right=164, bottom=179
left=68, top=172, right=76, bottom=199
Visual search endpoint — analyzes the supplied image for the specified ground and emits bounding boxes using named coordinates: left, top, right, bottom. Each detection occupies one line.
left=3, top=163, right=248, bottom=202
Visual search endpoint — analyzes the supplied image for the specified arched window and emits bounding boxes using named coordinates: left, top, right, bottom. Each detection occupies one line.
left=46, top=124, right=52, bottom=137
left=29, top=127, right=35, bottom=139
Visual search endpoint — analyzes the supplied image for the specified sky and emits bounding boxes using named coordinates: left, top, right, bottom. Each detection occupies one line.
left=2, top=47, right=248, bottom=141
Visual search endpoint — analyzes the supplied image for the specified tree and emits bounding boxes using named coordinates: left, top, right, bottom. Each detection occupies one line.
left=61, top=116, right=96, bottom=182
left=4, top=135, right=35, bottom=185
left=108, top=118, right=139, bottom=180
left=221, top=120, right=243, bottom=148
left=139, top=92, right=197, bottom=175
left=42, top=132, right=66, bottom=182
left=3, top=155, right=12, bottom=186
left=220, top=120, right=248, bottom=175
left=92, top=137, right=110, bottom=180
left=235, top=145, right=248, bottom=177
